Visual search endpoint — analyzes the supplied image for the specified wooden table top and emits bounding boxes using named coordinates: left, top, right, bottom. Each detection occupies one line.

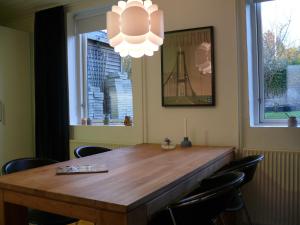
left=0, top=144, right=234, bottom=213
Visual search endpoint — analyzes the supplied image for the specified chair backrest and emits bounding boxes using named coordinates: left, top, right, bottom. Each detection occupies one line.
left=2, top=158, right=58, bottom=175
left=217, top=154, right=264, bottom=186
left=74, top=146, right=111, bottom=158
left=153, top=172, right=245, bottom=225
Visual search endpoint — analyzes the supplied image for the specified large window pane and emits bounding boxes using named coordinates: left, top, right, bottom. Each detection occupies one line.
left=85, top=30, right=133, bottom=125
left=260, top=0, right=300, bottom=119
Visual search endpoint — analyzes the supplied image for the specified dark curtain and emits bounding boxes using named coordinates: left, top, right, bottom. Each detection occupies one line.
left=34, top=6, right=69, bottom=161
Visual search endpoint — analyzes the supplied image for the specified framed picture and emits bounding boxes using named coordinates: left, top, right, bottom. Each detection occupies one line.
left=161, top=26, right=215, bottom=106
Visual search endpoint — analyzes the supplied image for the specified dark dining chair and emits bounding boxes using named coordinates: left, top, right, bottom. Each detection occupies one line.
left=149, top=172, right=245, bottom=225
left=216, top=154, right=264, bottom=225
left=2, top=158, right=79, bottom=225
left=74, top=146, right=111, bottom=158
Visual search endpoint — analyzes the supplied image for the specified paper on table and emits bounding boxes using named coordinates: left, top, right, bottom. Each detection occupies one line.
left=56, top=164, right=108, bottom=175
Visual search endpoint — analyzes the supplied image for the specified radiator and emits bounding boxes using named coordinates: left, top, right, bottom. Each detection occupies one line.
left=237, top=149, right=300, bottom=225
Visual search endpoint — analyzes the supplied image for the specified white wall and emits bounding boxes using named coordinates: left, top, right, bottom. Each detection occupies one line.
left=1, top=15, right=34, bottom=32
left=0, top=26, right=34, bottom=166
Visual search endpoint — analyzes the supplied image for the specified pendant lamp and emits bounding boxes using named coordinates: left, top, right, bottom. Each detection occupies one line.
left=106, top=0, right=164, bottom=58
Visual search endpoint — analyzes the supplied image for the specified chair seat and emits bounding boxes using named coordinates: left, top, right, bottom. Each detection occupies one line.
left=29, top=209, right=78, bottom=225
left=74, top=146, right=111, bottom=158
left=215, top=155, right=264, bottom=225
left=161, top=172, right=244, bottom=225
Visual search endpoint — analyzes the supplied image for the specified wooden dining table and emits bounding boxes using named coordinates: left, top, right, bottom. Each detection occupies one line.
left=0, top=144, right=234, bottom=225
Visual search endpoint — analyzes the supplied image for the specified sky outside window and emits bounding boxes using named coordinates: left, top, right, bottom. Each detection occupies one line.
left=261, top=0, right=300, bottom=47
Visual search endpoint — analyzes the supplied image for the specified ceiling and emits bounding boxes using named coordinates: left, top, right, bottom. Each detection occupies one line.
left=0, top=0, right=83, bottom=22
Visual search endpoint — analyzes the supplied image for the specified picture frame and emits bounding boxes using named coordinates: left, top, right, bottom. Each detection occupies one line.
left=161, top=26, right=215, bottom=106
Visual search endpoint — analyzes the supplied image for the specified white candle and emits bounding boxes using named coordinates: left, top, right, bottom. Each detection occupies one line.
left=184, top=118, right=187, bottom=137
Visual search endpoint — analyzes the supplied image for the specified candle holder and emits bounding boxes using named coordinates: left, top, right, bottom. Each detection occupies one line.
left=181, top=137, right=192, bottom=148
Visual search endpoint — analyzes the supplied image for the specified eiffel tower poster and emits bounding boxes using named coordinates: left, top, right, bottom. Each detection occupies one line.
left=161, top=27, right=215, bottom=106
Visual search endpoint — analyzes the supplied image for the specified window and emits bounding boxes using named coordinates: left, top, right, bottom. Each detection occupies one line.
left=67, top=9, right=144, bottom=143
left=68, top=10, right=134, bottom=126
left=247, top=0, right=300, bottom=125
left=79, top=30, right=133, bottom=126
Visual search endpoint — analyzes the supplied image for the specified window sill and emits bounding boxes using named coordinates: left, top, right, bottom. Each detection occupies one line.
left=70, top=124, right=133, bottom=127
left=251, top=124, right=300, bottom=128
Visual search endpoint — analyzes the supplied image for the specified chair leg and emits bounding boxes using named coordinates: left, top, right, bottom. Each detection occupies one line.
left=238, top=192, right=253, bottom=225
left=242, top=204, right=253, bottom=225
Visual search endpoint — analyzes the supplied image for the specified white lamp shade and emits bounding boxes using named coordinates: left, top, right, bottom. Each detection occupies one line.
left=150, top=10, right=164, bottom=40
left=106, top=0, right=164, bottom=58
left=106, top=11, right=120, bottom=40
left=121, top=7, right=149, bottom=36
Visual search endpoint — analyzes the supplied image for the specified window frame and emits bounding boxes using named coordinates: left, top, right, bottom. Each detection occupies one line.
left=66, top=6, right=145, bottom=145
left=247, top=0, right=293, bottom=126
left=67, top=9, right=138, bottom=127
left=78, top=34, right=88, bottom=119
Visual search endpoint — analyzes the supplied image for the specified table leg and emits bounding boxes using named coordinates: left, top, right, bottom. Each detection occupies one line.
left=5, top=202, right=27, bottom=225
left=95, top=207, right=147, bottom=225
left=96, top=211, right=127, bottom=225
left=0, top=191, right=4, bottom=225
left=0, top=191, right=27, bottom=225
